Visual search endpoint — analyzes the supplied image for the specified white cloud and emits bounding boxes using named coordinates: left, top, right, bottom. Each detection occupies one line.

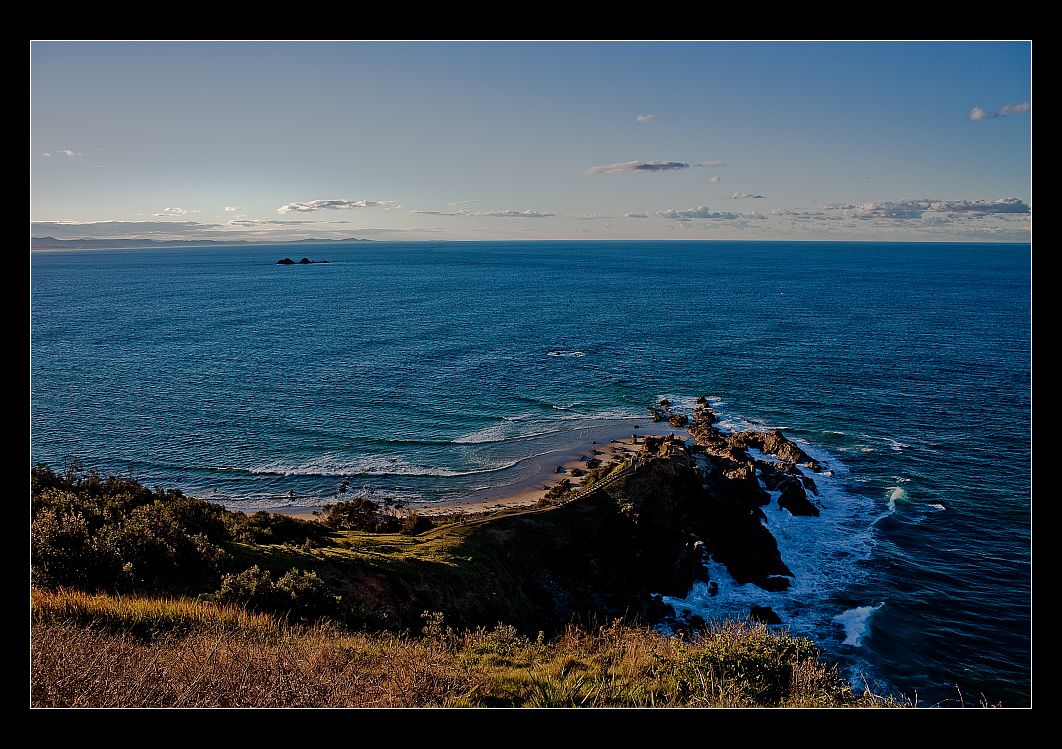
left=772, top=209, right=838, bottom=220
left=732, top=192, right=766, bottom=199
left=448, top=200, right=479, bottom=207
left=41, top=149, right=81, bottom=158
left=227, top=219, right=315, bottom=227
left=585, top=160, right=689, bottom=175
left=708, top=176, right=722, bottom=184
left=224, top=206, right=240, bottom=213
left=657, top=206, right=742, bottom=221
left=277, top=199, right=388, bottom=214
left=969, top=102, right=1030, bottom=121
left=474, top=209, right=555, bottom=218
left=825, top=197, right=1030, bottom=220
left=635, top=114, right=655, bottom=123
left=697, top=161, right=728, bottom=168
left=410, top=207, right=555, bottom=218
left=930, top=198, right=1030, bottom=213
left=625, top=213, right=648, bottom=218
left=154, top=207, right=189, bottom=217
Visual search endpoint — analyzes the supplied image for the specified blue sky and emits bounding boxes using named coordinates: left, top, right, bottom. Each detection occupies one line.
left=31, top=41, right=1032, bottom=242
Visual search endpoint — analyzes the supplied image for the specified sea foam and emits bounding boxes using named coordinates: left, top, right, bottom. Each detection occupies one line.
left=663, top=402, right=877, bottom=665
left=833, top=603, right=885, bottom=647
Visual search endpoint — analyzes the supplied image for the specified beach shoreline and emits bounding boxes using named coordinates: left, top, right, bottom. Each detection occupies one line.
left=257, top=422, right=690, bottom=521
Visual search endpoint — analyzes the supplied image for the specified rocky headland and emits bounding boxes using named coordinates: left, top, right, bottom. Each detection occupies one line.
left=303, top=399, right=826, bottom=631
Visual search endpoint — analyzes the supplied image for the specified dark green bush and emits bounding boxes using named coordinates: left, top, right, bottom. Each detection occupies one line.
left=30, top=463, right=324, bottom=593
left=399, top=511, right=433, bottom=535
left=214, top=565, right=339, bottom=622
left=319, top=497, right=394, bottom=532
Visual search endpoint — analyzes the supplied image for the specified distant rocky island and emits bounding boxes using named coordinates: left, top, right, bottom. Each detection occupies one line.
left=277, top=257, right=330, bottom=265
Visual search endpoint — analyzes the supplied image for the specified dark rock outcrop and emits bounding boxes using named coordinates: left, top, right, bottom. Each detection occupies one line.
left=728, top=430, right=822, bottom=471
left=632, top=438, right=790, bottom=592
left=278, top=257, right=330, bottom=265
left=777, top=478, right=819, bottom=517
left=668, top=413, right=689, bottom=427
left=749, top=605, right=782, bottom=624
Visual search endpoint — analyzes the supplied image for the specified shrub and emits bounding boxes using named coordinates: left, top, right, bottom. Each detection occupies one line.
left=30, top=463, right=328, bottom=593
left=214, top=566, right=339, bottom=622
left=31, top=504, right=94, bottom=589
left=399, top=511, right=433, bottom=535
left=31, top=477, right=229, bottom=592
left=319, top=497, right=386, bottom=531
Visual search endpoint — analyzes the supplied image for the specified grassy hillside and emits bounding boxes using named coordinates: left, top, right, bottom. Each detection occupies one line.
left=31, top=589, right=896, bottom=708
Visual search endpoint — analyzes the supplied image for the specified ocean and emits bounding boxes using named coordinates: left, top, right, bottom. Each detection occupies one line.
left=30, top=240, right=1031, bottom=706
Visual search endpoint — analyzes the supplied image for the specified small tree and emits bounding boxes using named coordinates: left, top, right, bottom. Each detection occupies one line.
left=319, top=496, right=384, bottom=531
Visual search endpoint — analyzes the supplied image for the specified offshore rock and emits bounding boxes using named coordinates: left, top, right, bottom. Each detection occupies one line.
left=749, top=605, right=782, bottom=624
left=728, top=430, right=822, bottom=471
left=777, top=478, right=819, bottom=517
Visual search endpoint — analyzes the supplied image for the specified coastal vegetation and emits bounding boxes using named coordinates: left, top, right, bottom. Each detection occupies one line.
left=30, top=408, right=902, bottom=707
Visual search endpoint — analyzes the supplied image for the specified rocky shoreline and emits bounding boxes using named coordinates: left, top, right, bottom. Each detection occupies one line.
left=534, top=397, right=828, bottom=628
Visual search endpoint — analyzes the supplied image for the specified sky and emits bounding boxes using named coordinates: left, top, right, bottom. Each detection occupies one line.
left=31, top=41, right=1032, bottom=243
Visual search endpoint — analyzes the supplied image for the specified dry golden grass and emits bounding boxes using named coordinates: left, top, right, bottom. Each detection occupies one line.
left=31, top=590, right=902, bottom=708
left=32, top=588, right=282, bottom=635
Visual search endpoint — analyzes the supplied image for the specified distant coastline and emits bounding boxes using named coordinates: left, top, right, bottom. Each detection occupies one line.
left=30, top=236, right=375, bottom=251
left=30, top=236, right=1031, bottom=252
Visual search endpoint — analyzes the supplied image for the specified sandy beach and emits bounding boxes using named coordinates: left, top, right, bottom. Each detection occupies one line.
left=264, top=422, right=691, bottom=521
left=417, top=433, right=649, bottom=516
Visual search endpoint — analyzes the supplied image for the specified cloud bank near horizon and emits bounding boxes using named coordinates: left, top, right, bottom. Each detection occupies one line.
left=277, top=199, right=388, bottom=214
left=824, top=197, right=1030, bottom=220
left=585, top=161, right=689, bottom=175
left=656, top=205, right=767, bottom=221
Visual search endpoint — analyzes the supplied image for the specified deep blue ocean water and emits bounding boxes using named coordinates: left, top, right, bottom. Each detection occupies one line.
left=30, top=240, right=1031, bottom=706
